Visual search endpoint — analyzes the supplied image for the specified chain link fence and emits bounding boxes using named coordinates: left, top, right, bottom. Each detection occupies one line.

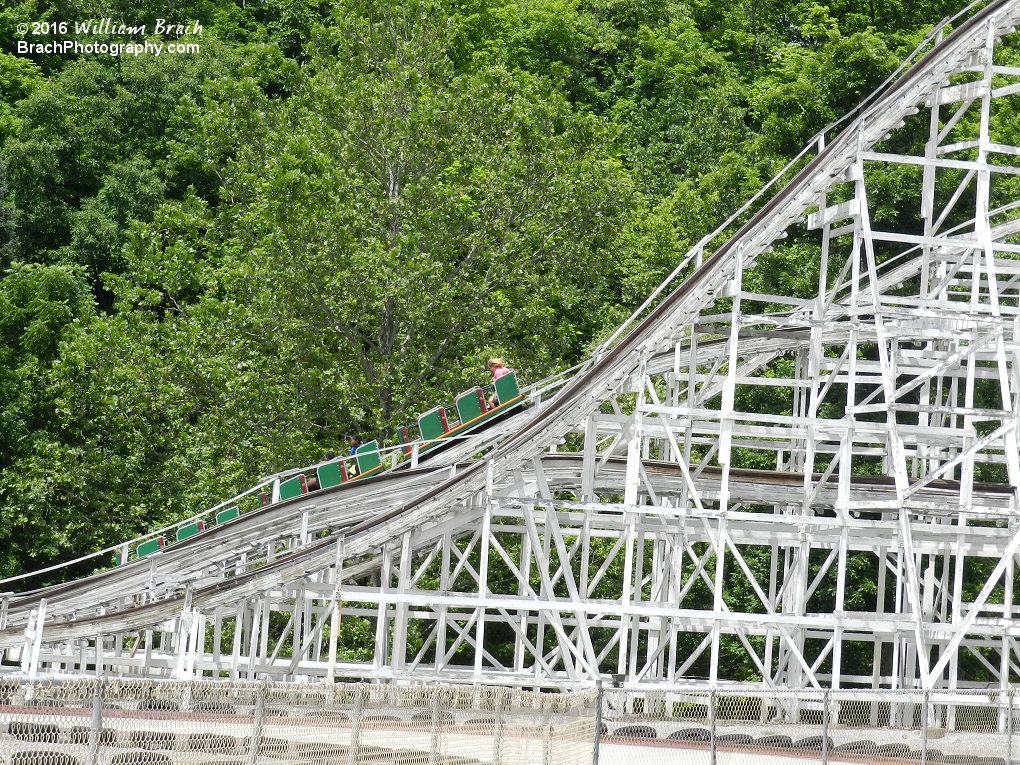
left=596, top=687, right=1018, bottom=765
left=2, top=680, right=1018, bottom=765
left=0, top=679, right=595, bottom=765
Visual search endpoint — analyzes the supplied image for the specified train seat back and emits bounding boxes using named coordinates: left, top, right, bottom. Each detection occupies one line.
left=317, top=460, right=348, bottom=490
left=356, top=440, right=382, bottom=474
left=216, top=506, right=240, bottom=525
left=494, top=371, right=520, bottom=406
left=418, top=407, right=449, bottom=441
left=279, top=474, right=308, bottom=501
left=176, top=521, right=206, bottom=542
left=455, top=388, right=487, bottom=423
left=397, top=426, right=413, bottom=456
left=137, top=537, right=166, bottom=559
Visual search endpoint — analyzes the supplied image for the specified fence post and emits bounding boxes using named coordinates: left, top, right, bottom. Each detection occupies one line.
left=542, top=699, right=553, bottom=765
left=0, top=593, right=9, bottom=665
left=493, top=691, right=505, bottom=765
left=593, top=681, right=604, bottom=765
left=822, top=689, right=829, bottom=765
left=246, top=683, right=266, bottom=765
left=428, top=688, right=442, bottom=765
left=1007, top=690, right=1013, bottom=765
left=709, top=690, right=717, bottom=765
left=346, top=688, right=363, bottom=765
left=921, top=690, right=930, bottom=765
left=85, top=676, right=105, bottom=765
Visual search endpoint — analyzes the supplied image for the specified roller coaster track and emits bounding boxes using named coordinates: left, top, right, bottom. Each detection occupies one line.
left=5, top=0, right=1020, bottom=696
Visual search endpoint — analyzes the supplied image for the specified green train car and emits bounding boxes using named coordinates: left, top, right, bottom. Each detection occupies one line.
left=125, top=373, right=524, bottom=565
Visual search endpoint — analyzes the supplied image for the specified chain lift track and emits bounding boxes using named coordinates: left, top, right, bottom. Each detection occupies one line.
left=4, top=1, right=1020, bottom=705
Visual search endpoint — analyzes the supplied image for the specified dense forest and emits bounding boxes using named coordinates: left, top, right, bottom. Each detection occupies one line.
left=0, top=0, right=972, bottom=597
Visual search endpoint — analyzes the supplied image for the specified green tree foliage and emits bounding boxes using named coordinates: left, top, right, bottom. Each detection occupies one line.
left=0, top=53, right=43, bottom=142
left=212, top=18, right=631, bottom=426
left=0, top=262, right=92, bottom=575
left=748, top=5, right=901, bottom=154
left=1, top=44, right=236, bottom=291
